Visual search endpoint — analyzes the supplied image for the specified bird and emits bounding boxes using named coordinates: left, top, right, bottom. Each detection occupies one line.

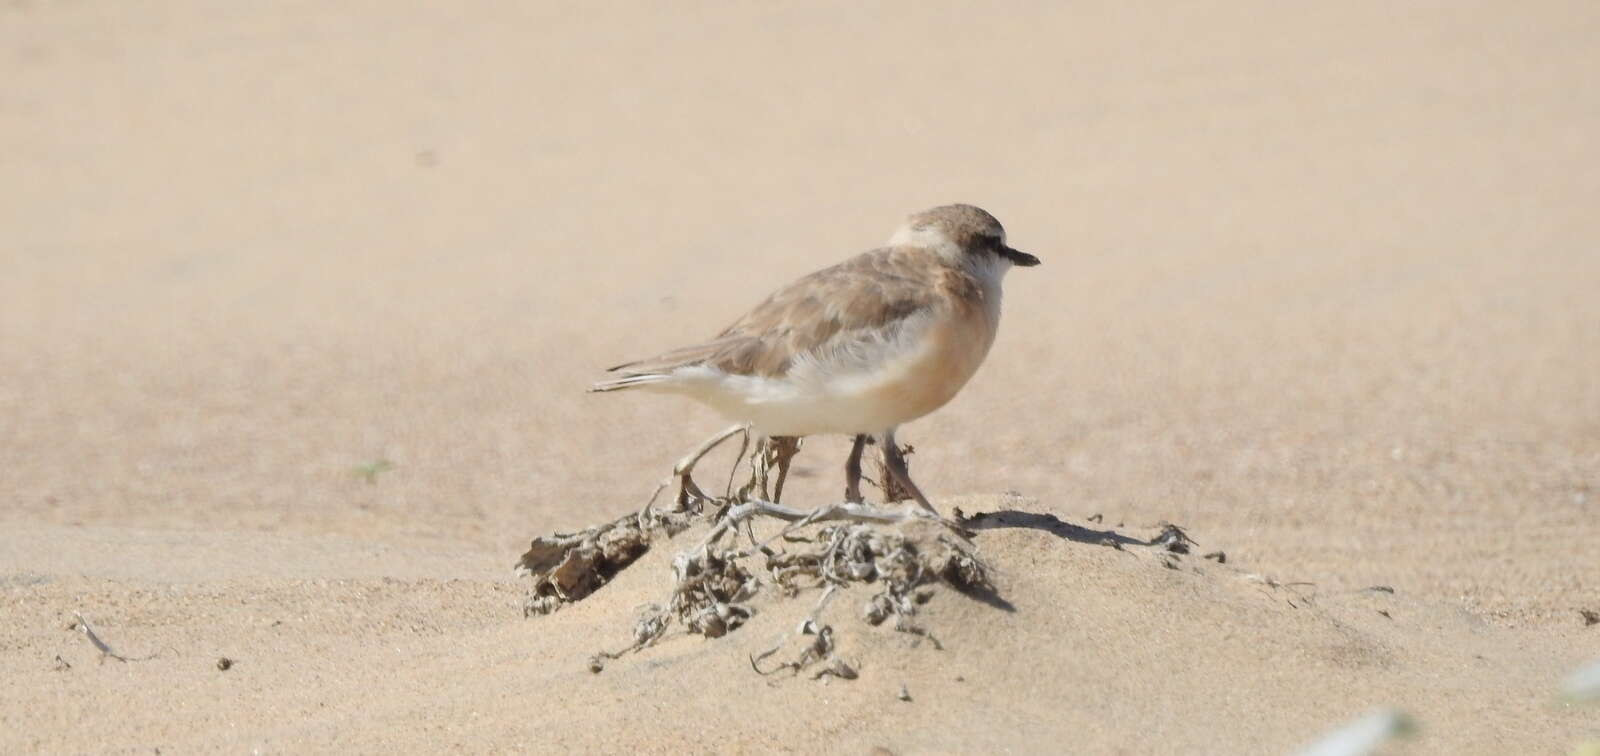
left=590, top=203, right=1039, bottom=515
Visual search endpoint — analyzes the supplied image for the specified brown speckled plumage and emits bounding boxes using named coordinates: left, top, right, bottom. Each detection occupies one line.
left=606, top=246, right=967, bottom=379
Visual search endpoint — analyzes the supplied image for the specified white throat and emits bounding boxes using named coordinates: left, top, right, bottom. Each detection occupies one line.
left=966, top=249, right=1010, bottom=326
left=965, top=247, right=1012, bottom=285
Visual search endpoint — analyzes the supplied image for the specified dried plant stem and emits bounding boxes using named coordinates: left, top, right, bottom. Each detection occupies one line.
left=526, top=420, right=991, bottom=681
left=72, top=612, right=157, bottom=663
left=666, top=423, right=750, bottom=512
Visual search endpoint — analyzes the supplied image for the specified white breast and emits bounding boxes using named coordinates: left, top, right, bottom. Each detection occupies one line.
left=672, top=301, right=997, bottom=436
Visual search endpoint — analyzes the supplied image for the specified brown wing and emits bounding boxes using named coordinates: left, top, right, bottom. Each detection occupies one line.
left=606, top=247, right=945, bottom=379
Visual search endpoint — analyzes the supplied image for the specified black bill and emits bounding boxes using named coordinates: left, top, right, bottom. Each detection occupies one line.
left=1001, top=246, right=1041, bottom=267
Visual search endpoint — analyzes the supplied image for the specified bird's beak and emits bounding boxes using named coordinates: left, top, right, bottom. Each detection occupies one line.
left=1001, top=246, right=1041, bottom=267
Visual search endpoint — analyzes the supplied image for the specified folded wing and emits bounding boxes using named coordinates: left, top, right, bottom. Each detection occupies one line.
left=591, top=247, right=941, bottom=392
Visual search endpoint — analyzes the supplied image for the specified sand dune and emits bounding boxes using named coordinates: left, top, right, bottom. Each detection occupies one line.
left=1, top=501, right=1585, bottom=753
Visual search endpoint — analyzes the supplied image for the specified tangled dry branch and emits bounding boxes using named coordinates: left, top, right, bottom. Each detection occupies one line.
left=516, top=426, right=992, bottom=678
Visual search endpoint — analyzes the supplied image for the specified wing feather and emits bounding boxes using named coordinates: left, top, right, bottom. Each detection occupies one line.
left=600, top=247, right=944, bottom=382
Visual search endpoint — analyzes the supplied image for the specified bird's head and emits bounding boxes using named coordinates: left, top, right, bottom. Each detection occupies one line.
left=889, top=204, right=1041, bottom=270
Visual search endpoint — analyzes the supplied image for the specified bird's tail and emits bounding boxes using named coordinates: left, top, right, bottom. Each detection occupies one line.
left=588, top=373, right=671, bottom=393
left=591, top=339, right=741, bottom=393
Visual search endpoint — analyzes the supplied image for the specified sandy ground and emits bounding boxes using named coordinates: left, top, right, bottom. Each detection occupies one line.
left=2, top=1, right=1597, bottom=753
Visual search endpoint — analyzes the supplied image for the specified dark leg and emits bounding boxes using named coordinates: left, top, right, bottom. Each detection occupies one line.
left=769, top=436, right=801, bottom=503
left=880, top=428, right=937, bottom=515
left=843, top=434, right=868, bottom=503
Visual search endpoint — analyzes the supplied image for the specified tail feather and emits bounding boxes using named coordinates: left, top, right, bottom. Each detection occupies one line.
left=595, top=337, right=751, bottom=393
left=588, top=373, right=670, bottom=393
left=602, top=336, right=749, bottom=376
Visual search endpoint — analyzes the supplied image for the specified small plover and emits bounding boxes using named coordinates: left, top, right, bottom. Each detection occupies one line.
left=591, top=204, right=1039, bottom=514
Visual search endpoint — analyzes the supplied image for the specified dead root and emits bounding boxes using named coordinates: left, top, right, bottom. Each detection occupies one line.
left=517, top=505, right=696, bottom=617
left=521, top=424, right=757, bottom=617
left=526, top=426, right=994, bottom=679
left=746, top=521, right=979, bottom=676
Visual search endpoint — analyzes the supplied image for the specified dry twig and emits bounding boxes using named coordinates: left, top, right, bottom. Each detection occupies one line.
left=524, top=426, right=993, bottom=680
left=72, top=612, right=158, bottom=663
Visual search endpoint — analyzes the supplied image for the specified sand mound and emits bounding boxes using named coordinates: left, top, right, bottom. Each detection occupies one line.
left=2, top=496, right=1587, bottom=752
left=493, top=494, right=1585, bottom=753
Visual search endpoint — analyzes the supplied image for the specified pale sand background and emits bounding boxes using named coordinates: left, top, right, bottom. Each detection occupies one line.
left=2, top=1, right=1597, bottom=753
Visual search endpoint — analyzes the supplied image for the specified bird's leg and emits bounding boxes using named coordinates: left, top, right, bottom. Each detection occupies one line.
left=843, top=434, right=868, bottom=503
left=768, top=436, right=802, bottom=504
left=874, top=434, right=910, bottom=504
left=672, top=423, right=749, bottom=511
left=736, top=434, right=769, bottom=503
left=879, top=428, right=937, bottom=516
left=737, top=435, right=800, bottom=504
left=727, top=435, right=795, bottom=549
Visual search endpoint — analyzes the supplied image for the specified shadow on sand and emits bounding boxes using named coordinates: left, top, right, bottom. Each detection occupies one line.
left=940, top=509, right=1159, bottom=614
left=959, top=509, right=1146, bottom=548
